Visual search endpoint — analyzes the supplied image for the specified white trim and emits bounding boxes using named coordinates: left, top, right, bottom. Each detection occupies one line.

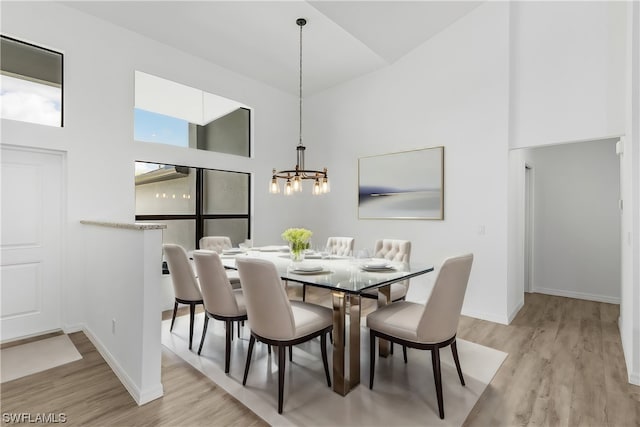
left=629, top=372, right=640, bottom=386
left=62, top=323, right=84, bottom=334
left=83, top=326, right=163, bottom=406
left=507, top=299, right=525, bottom=324
left=461, top=308, right=509, bottom=325
left=532, top=287, right=620, bottom=304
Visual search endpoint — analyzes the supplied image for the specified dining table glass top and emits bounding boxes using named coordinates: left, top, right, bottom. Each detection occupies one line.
left=220, top=249, right=434, bottom=295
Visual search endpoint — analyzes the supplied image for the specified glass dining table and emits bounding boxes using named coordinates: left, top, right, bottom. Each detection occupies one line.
left=221, top=248, right=434, bottom=396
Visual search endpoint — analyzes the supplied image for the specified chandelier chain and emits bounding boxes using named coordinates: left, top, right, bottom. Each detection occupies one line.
left=299, top=21, right=303, bottom=147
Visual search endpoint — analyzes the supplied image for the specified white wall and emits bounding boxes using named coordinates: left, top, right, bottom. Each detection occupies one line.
left=619, top=0, right=640, bottom=386
left=0, top=1, right=301, bottom=402
left=1, top=0, right=299, bottom=326
left=82, top=223, right=164, bottom=404
left=524, top=140, right=621, bottom=303
left=305, top=2, right=512, bottom=323
left=510, top=1, right=627, bottom=148
left=507, top=0, right=638, bottom=384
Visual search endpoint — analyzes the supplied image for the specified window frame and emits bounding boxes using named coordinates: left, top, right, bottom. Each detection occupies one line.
left=135, top=162, right=251, bottom=249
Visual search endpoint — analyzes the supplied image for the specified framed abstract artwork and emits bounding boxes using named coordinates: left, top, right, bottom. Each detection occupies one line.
left=358, top=146, right=444, bottom=220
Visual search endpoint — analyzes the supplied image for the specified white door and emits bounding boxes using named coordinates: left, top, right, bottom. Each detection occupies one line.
left=1, top=145, right=64, bottom=341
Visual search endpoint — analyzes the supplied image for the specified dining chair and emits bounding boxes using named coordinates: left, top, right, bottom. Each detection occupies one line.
left=199, top=236, right=232, bottom=252
left=362, top=239, right=412, bottom=303
left=367, top=253, right=474, bottom=420
left=163, top=244, right=204, bottom=350
left=199, top=236, right=241, bottom=289
left=236, top=257, right=333, bottom=414
left=325, top=236, right=355, bottom=257
left=192, top=250, right=248, bottom=373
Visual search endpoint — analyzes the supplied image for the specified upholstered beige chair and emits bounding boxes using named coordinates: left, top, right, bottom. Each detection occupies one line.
left=363, top=239, right=412, bottom=302
left=236, top=257, right=333, bottom=414
left=199, top=236, right=232, bottom=252
left=325, top=236, right=355, bottom=257
left=193, top=250, right=248, bottom=373
left=199, top=236, right=241, bottom=288
left=367, top=253, right=474, bottom=420
left=163, top=244, right=204, bottom=350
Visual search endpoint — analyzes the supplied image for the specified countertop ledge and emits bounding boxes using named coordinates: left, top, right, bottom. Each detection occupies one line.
left=80, top=220, right=166, bottom=230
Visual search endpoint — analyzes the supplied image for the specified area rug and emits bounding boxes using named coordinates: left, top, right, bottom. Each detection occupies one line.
left=162, top=314, right=506, bottom=426
left=1, top=335, right=82, bottom=383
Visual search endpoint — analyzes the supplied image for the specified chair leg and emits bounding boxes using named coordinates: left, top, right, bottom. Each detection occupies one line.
left=188, top=303, right=196, bottom=350
left=390, top=342, right=394, bottom=354
left=302, top=284, right=306, bottom=301
left=224, top=320, right=232, bottom=373
left=451, top=340, right=465, bottom=386
left=278, top=344, right=286, bottom=414
left=170, top=301, right=178, bottom=331
left=329, top=331, right=333, bottom=344
left=403, top=345, right=408, bottom=364
left=268, top=344, right=272, bottom=355
left=431, top=347, right=445, bottom=419
left=289, top=345, right=293, bottom=362
left=369, top=331, right=376, bottom=389
left=197, top=315, right=209, bottom=355
left=321, top=332, right=331, bottom=387
left=237, top=320, right=241, bottom=338
left=242, top=335, right=256, bottom=385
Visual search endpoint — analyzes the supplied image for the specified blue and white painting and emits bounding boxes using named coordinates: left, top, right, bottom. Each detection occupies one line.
left=358, top=147, right=444, bottom=220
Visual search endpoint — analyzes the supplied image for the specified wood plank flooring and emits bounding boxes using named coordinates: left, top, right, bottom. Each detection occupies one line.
left=1, top=292, right=638, bottom=426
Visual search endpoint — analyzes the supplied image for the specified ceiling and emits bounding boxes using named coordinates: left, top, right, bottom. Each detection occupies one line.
left=62, top=1, right=482, bottom=96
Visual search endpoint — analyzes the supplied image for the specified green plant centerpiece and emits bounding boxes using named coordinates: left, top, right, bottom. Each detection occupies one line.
left=282, top=227, right=312, bottom=262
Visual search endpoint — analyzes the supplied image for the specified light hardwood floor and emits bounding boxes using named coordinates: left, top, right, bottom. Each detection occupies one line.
left=1, top=292, right=638, bottom=426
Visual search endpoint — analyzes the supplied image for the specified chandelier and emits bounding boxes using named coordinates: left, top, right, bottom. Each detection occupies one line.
left=269, top=18, right=330, bottom=196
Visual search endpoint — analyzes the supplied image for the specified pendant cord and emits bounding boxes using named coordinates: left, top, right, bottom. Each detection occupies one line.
left=299, top=21, right=303, bottom=147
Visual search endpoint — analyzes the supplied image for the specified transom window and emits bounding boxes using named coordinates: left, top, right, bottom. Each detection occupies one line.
left=0, top=35, right=63, bottom=127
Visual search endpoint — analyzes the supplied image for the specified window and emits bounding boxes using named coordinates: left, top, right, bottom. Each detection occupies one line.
left=135, top=161, right=251, bottom=251
left=134, top=71, right=250, bottom=157
left=1, top=35, right=63, bottom=127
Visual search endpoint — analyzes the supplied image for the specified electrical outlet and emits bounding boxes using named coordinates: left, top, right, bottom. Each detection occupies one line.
left=112, top=319, right=116, bottom=334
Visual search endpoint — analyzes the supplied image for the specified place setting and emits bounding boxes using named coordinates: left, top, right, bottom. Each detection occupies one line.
left=359, top=258, right=397, bottom=272
left=287, top=262, right=333, bottom=275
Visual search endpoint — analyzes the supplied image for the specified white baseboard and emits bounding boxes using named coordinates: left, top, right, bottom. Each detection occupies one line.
left=83, top=326, right=163, bottom=406
left=62, top=323, right=84, bottom=334
left=507, top=299, right=525, bottom=324
left=138, top=384, right=164, bottom=405
left=461, top=308, right=509, bottom=325
left=629, top=372, right=640, bottom=386
left=532, top=287, right=620, bottom=304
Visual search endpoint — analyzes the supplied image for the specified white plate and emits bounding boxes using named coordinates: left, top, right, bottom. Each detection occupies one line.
left=363, top=260, right=390, bottom=269
left=361, top=266, right=395, bottom=272
left=293, top=263, right=323, bottom=272
left=222, top=248, right=243, bottom=254
left=256, top=245, right=289, bottom=252
left=291, top=269, right=332, bottom=275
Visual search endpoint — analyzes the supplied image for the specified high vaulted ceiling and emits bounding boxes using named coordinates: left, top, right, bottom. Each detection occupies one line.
left=62, top=1, right=482, bottom=95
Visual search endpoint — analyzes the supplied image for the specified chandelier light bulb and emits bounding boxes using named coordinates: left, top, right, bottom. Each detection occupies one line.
left=321, top=177, right=330, bottom=193
left=293, top=175, right=302, bottom=192
left=284, top=180, right=293, bottom=195
left=313, top=179, right=321, bottom=195
left=270, top=177, right=280, bottom=194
